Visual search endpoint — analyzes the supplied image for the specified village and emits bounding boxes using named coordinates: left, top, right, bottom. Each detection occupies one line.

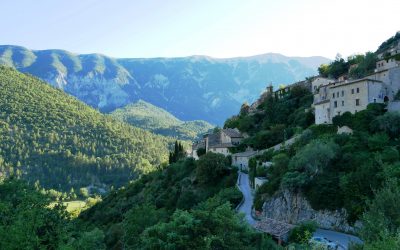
left=188, top=41, right=400, bottom=247
left=192, top=41, right=400, bottom=173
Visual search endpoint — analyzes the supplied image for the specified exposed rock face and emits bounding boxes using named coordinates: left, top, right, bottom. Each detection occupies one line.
left=262, top=190, right=360, bottom=233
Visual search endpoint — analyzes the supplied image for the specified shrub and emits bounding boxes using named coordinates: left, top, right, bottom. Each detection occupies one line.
left=288, top=221, right=317, bottom=244
left=371, top=111, right=400, bottom=138
left=309, top=124, right=337, bottom=136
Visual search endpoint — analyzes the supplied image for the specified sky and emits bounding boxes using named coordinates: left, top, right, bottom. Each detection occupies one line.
left=1, top=0, right=399, bottom=59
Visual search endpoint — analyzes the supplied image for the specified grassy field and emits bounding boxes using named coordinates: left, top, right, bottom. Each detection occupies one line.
left=63, top=200, right=86, bottom=213
left=49, top=200, right=87, bottom=217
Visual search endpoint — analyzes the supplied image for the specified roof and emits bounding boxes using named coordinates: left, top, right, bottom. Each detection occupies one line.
left=205, top=128, right=243, bottom=148
left=329, top=78, right=382, bottom=89
left=222, top=128, right=242, bottom=138
left=254, top=218, right=295, bottom=241
left=206, top=132, right=221, bottom=147
left=192, top=140, right=205, bottom=150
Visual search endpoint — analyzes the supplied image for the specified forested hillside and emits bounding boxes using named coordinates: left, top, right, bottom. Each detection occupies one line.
left=0, top=66, right=172, bottom=193
left=79, top=154, right=279, bottom=249
left=110, top=100, right=214, bottom=140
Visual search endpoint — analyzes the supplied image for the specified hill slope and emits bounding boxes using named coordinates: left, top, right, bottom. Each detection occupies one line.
left=0, top=66, right=172, bottom=192
left=0, top=45, right=330, bottom=124
left=110, top=100, right=214, bottom=140
left=79, top=156, right=279, bottom=249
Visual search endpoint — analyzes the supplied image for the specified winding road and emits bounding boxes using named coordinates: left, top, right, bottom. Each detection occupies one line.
left=236, top=172, right=257, bottom=226
left=236, top=172, right=363, bottom=249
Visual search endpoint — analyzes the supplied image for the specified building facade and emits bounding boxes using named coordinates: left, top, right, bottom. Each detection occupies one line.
left=191, top=128, right=244, bottom=158
left=313, top=46, right=400, bottom=124
left=232, top=149, right=258, bottom=170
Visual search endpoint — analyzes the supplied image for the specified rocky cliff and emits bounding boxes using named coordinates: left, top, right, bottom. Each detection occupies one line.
left=262, top=190, right=361, bottom=233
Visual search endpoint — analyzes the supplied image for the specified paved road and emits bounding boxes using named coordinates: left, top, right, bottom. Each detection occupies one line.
left=236, top=172, right=363, bottom=249
left=313, top=229, right=363, bottom=250
left=236, top=172, right=256, bottom=226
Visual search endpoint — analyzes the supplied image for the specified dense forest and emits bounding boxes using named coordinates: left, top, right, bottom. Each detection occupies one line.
left=0, top=150, right=280, bottom=249
left=79, top=153, right=279, bottom=249
left=110, top=100, right=214, bottom=141
left=0, top=66, right=174, bottom=193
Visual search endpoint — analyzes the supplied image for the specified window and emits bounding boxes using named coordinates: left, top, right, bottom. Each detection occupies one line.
left=333, top=93, right=335, bottom=98
left=337, top=92, right=339, bottom=97
left=356, top=88, right=360, bottom=93
left=334, top=101, right=337, bottom=108
left=351, top=89, right=354, bottom=94
left=356, top=99, right=360, bottom=106
left=342, top=101, right=344, bottom=106
left=341, top=90, right=344, bottom=97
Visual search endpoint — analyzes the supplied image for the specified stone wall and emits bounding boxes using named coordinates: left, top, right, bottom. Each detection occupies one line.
left=262, top=190, right=361, bottom=233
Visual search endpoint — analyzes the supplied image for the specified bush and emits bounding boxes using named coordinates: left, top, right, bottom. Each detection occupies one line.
left=290, top=140, right=338, bottom=172
left=288, top=221, right=317, bottom=244
left=371, top=111, right=400, bottom=138
left=309, top=124, right=337, bottom=136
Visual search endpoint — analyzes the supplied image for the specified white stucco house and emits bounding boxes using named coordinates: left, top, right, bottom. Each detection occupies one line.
left=313, top=45, right=400, bottom=125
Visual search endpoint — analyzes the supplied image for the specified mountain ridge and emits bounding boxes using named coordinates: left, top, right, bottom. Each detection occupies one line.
left=0, top=45, right=330, bottom=124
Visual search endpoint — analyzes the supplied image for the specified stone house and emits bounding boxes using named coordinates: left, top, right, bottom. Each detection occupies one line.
left=191, top=128, right=244, bottom=158
left=311, top=77, right=335, bottom=94
left=232, top=149, right=258, bottom=170
left=191, top=140, right=205, bottom=160
left=313, top=45, right=400, bottom=124
left=205, top=128, right=244, bottom=156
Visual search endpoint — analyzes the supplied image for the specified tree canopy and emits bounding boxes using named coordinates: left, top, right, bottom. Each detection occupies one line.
left=0, top=66, right=174, bottom=193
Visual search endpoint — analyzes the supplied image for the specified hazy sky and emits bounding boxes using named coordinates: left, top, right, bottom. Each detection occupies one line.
left=1, top=0, right=399, bottom=59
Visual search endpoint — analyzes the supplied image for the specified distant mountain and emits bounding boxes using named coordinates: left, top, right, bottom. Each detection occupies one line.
left=0, top=66, right=172, bottom=192
left=0, top=45, right=330, bottom=124
left=110, top=100, right=214, bottom=140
